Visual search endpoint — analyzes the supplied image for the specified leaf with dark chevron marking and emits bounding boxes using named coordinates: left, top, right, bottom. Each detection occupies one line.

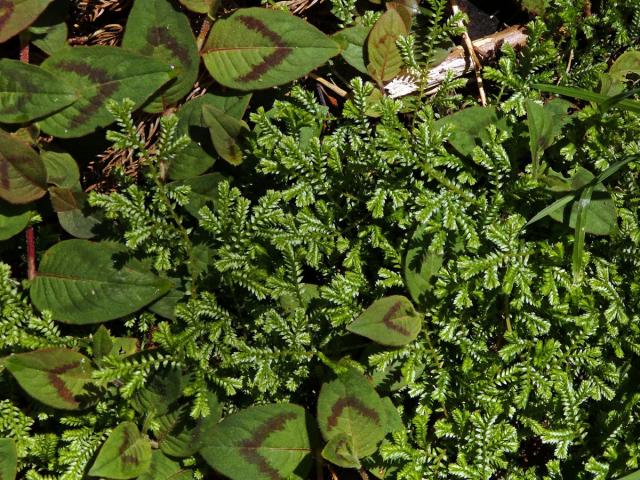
left=0, top=438, right=17, bottom=480
left=122, top=0, right=199, bottom=113
left=317, top=369, right=387, bottom=465
left=347, top=295, right=422, bottom=346
left=89, top=422, right=152, bottom=480
left=0, top=0, right=53, bottom=43
left=0, top=129, right=47, bottom=205
left=4, top=349, right=94, bottom=410
left=39, top=46, right=173, bottom=138
left=199, top=403, right=315, bottom=480
left=202, top=7, right=340, bottom=90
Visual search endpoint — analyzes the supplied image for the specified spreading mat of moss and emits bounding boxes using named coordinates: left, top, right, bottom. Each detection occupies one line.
left=2, top=0, right=640, bottom=478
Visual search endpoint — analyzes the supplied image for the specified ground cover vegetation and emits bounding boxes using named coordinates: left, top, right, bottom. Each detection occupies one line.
left=1, top=0, right=640, bottom=478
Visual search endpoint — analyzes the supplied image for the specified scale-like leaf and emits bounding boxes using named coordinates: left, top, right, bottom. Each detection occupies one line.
left=0, top=59, right=75, bottom=124
left=39, top=46, right=172, bottom=138
left=0, top=201, right=33, bottom=241
left=0, top=129, right=47, bottom=204
left=169, top=93, right=251, bottom=179
left=0, top=438, right=17, bottom=480
left=4, top=349, right=94, bottom=410
left=202, top=104, right=249, bottom=165
left=138, top=451, right=192, bottom=480
left=0, top=0, right=53, bottom=43
left=200, top=403, right=314, bottom=480
left=348, top=295, right=422, bottom=346
left=202, top=7, right=340, bottom=90
left=30, top=240, right=172, bottom=324
left=367, top=9, right=407, bottom=85
left=317, top=369, right=387, bottom=464
left=122, top=0, right=199, bottom=112
left=89, top=422, right=152, bottom=480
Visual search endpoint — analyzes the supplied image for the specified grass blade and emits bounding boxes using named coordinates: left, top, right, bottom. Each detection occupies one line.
left=572, top=184, right=594, bottom=283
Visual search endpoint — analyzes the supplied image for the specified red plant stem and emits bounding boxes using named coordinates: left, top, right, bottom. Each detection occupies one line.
left=20, top=37, right=36, bottom=280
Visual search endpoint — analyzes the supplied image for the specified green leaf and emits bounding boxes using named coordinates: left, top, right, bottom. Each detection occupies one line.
left=30, top=240, right=172, bottom=324
left=317, top=369, right=387, bottom=463
left=202, top=104, right=249, bottom=166
left=0, top=129, right=47, bottom=204
left=138, top=451, right=192, bottom=480
left=42, top=149, right=80, bottom=189
left=617, top=469, right=640, bottom=480
left=122, top=0, right=199, bottom=112
left=89, top=422, right=152, bottom=480
left=602, top=50, right=640, bottom=95
left=169, top=93, right=250, bottom=179
left=132, top=367, right=185, bottom=417
left=322, top=433, right=361, bottom=469
left=4, top=348, right=94, bottom=410
left=0, top=0, right=54, bottom=43
left=168, top=173, right=226, bottom=218
left=548, top=168, right=616, bottom=235
left=525, top=193, right=574, bottom=228
left=436, top=106, right=503, bottom=156
left=148, top=278, right=184, bottom=320
left=334, top=25, right=370, bottom=73
left=0, top=438, right=17, bottom=480
left=28, top=0, right=68, bottom=55
left=519, top=0, right=546, bottom=14
left=404, top=223, right=443, bottom=304
left=533, top=83, right=640, bottom=114
left=177, top=0, right=218, bottom=14
left=526, top=99, right=571, bottom=174
left=0, top=59, right=76, bottom=124
left=199, top=403, right=314, bottom=480
left=202, top=7, right=340, bottom=91
left=49, top=187, right=102, bottom=239
left=92, top=325, right=113, bottom=360
left=39, top=46, right=173, bottom=138
left=572, top=182, right=593, bottom=283
left=0, top=201, right=33, bottom=241
left=347, top=295, right=422, bottom=346
left=366, top=9, right=407, bottom=85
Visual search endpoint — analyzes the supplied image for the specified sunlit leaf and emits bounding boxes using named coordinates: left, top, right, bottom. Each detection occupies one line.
left=178, top=0, right=218, bottom=14
left=200, top=403, right=314, bottom=480
left=366, top=9, right=407, bottom=85
left=138, top=451, right=192, bottom=480
left=39, top=46, right=173, bottom=138
left=0, top=129, right=47, bottom=204
left=123, top=0, right=199, bottom=112
left=89, top=422, right=152, bottom=480
left=334, top=25, right=370, bottom=73
left=348, top=295, right=422, bottom=346
left=0, top=438, right=17, bottom=480
left=202, top=7, right=340, bottom=90
left=4, top=349, right=94, bottom=410
left=0, top=0, right=54, bottom=43
left=30, top=240, right=172, bottom=324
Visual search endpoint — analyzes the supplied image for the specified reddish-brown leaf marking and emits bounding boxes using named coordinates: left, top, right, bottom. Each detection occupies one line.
left=235, top=15, right=293, bottom=82
left=53, top=60, right=118, bottom=128
left=382, top=301, right=410, bottom=336
left=0, top=0, right=14, bottom=31
left=45, top=361, right=82, bottom=407
left=147, top=26, right=192, bottom=66
left=119, top=427, right=141, bottom=465
left=327, top=396, right=381, bottom=431
left=0, top=158, right=9, bottom=189
left=239, top=412, right=298, bottom=480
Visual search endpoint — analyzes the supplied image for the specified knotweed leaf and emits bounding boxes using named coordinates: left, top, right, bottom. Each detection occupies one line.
left=168, top=173, right=226, bottom=217
left=202, top=7, right=340, bottom=90
left=28, top=0, right=68, bottom=55
left=42, top=148, right=80, bottom=189
left=0, top=201, right=34, bottom=241
left=39, top=46, right=172, bottom=138
left=526, top=99, right=571, bottom=172
left=4, top=349, right=94, bottom=410
left=169, top=93, right=250, bottom=179
left=436, top=106, right=501, bottom=156
left=178, top=0, right=218, bottom=14
left=89, top=422, right=152, bottom=480
left=200, top=403, right=314, bottom=480
left=202, top=104, right=249, bottom=166
left=0, top=59, right=75, bottom=123
left=348, top=295, right=422, bottom=346
left=0, top=129, right=47, bottom=204
left=122, top=0, right=199, bottom=112
left=367, top=9, right=407, bottom=85
left=317, top=369, right=387, bottom=463
left=0, top=438, right=17, bottom=480
left=322, top=433, right=361, bottom=469
left=49, top=187, right=101, bottom=239
left=138, top=451, right=192, bottom=480
left=30, top=240, right=172, bottom=324
left=0, top=0, right=54, bottom=43
left=333, top=25, right=370, bottom=73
